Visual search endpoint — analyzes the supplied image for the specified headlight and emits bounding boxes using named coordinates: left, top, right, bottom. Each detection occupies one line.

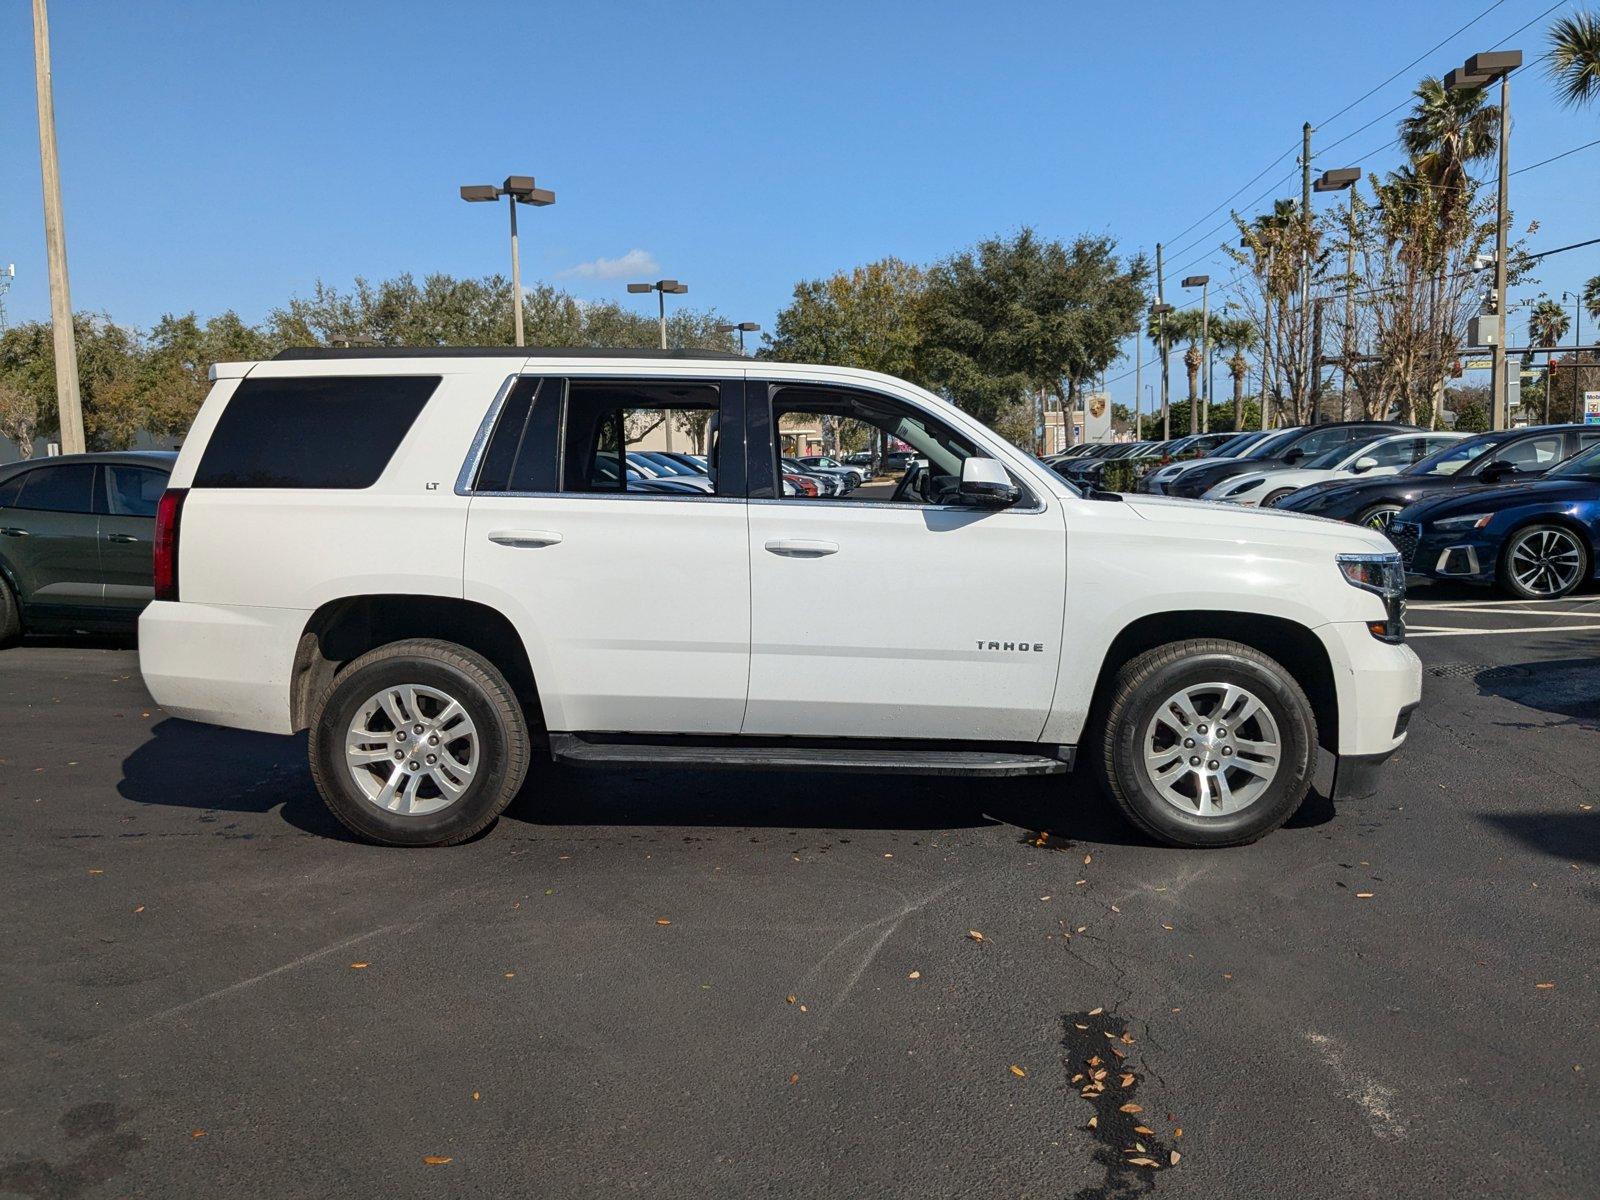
left=1433, top=512, right=1492, bottom=530
left=1337, top=552, right=1406, bottom=643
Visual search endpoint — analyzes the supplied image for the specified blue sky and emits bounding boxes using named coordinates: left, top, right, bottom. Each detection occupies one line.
left=2, top=0, right=1596, bottom=411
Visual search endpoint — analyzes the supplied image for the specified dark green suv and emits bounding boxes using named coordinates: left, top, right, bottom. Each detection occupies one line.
left=0, top=451, right=176, bottom=642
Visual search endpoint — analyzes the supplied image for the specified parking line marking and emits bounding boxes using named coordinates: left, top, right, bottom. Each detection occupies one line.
left=1408, top=623, right=1600, bottom=638
left=1408, top=598, right=1600, bottom=610
left=1408, top=608, right=1600, bottom=621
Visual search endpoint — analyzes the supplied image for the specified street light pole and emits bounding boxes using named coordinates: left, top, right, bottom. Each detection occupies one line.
left=1134, top=329, right=1143, bottom=441
left=1155, top=243, right=1170, bottom=440
left=459, top=176, right=556, bottom=348
left=31, top=0, right=84, bottom=455
left=627, top=279, right=689, bottom=350
left=1314, top=166, right=1362, bottom=419
left=1448, top=50, right=1521, bottom=430
left=716, top=322, right=760, bottom=354
left=1183, top=276, right=1210, bottom=434
left=1301, top=121, right=1313, bottom=426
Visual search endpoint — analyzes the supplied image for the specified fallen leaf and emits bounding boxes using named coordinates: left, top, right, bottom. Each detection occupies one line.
left=1110, top=905, right=1121, bottom=913
left=656, top=918, right=672, bottom=926
left=422, top=1156, right=452, bottom=1165
left=907, top=971, right=921, bottom=980
left=1134, top=1125, right=1154, bottom=1135
left=883, top=853, right=893, bottom=858
left=786, top=994, right=797, bottom=1004
left=1086, top=1115, right=1098, bottom=1130
left=1071, top=1073, right=1084, bottom=1083
left=1355, top=892, right=1375, bottom=899
left=190, top=1130, right=205, bottom=1139
left=87, top=869, right=103, bottom=876
left=1009, top=1065, right=1027, bottom=1078
left=133, top=906, right=144, bottom=914
left=472, top=1092, right=480, bottom=1101
left=1039, top=895, right=1051, bottom=901
left=1128, top=1157, right=1159, bottom=1168
left=788, top=1073, right=800, bottom=1085
left=1174, top=1127, right=1183, bottom=1138
left=967, top=930, right=985, bottom=942
left=1120, top=1032, right=1134, bottom=1045
left=504, top=972, right=516, bottom=978
left=1161, top=923, right=1174, bottom=931
left=1119, top=1103, right=1143, bottom=1114
left=1170, top=1150, right=1182, bottom=1166
left=1083, top=854, right=1092, bottom=865
left=1120, top=1073, right=1136, bottom=1088
left=1088, top=1006, right=1104, bottom=1016
left=1110, top=1046, right=1127, bottom=1060
left=349, top=962, right=369, bottom=970
left=1074, top=1023, right=1088, bottom=1030
left=1535, top=982, right=1556, bottom=989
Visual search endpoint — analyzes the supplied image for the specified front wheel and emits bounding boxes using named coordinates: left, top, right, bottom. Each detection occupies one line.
left=1499, top=524, right=1589, bottom=600
left=1098, top=639, right=1317, bottom=848
left=1357, top=503, right=1403, bottom=534
left=308, top=638, right=530, bottom=846
left=0, top=575, right=20, bottom=647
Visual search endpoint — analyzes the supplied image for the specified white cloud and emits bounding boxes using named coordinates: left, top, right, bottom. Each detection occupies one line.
left=559, top=248, right=659, bottom=281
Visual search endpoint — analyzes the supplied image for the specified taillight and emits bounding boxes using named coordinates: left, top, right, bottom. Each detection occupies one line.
left=153, top=488, right=187, bottom=602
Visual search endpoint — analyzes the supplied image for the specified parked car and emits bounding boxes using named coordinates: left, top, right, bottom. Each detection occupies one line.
left=1137, top=428, right=1298, bottom=494
left=140, top=346, right=1419, bottom=850
left=1275, top=424, right=1600, bottom=532
left=1164, top=421, right=1416, bottom=500
left=1054, top=440, right=1156, bottom=486
left=1386, top=440, right=1600, bottom=599
left=630, top=451, right=716, bottom=492
left=0, top=451, right=176, bottom=642
left=780, top=457, right=847, bottom=496
left=1204, top=432, right=1465, bottom=507
left=798, top=455, right=867, bottom=486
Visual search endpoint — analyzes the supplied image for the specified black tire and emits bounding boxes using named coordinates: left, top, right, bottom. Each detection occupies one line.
left=1497, top=523, right=1590, bottom=600
left=308, top=638, right=530, bottom=847
left=1098, top=639, right=1317, bottom=848
left=1357, top=503, right=1403, bottom=534
left=0, top=574, right=21, bottom=647
left=1261, top=487, right=1295, bottom=508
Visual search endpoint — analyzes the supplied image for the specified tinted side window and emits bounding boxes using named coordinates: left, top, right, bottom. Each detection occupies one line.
left=13, top=464, right=96, bottom=513
left=1498, top=434, right=1564, bottom=469
left=474, top=377, right=560, bottom=493
left=0, top=474, right=23, bottom=508
left=1291, top=426, right=1378, bottom=458
left=193, top=376, right=440, bottom=488
left=105, top=465, right=169, bottom=517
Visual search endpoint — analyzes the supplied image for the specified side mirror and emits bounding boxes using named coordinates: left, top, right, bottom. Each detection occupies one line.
left=959, top=457, right=1020, bottom=507
left=1480, top=459, right=1519, bottom=482
left=1351, top=456, right=1379, bottom=474
left=1282, top=447, right=1305, bottom=465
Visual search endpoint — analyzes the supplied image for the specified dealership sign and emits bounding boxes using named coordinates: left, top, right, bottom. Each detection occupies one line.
left=1585, top=391, right=1600, bottom=426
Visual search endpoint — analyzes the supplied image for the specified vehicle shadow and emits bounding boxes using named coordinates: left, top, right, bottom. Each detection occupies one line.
left=1477, top=812, right=1600, bottom=865
left=120, top=720, right=1337, bottom=848
left=1474, top=657, right=1600, bottom=730
left=117, top=718, right=349, bottom=839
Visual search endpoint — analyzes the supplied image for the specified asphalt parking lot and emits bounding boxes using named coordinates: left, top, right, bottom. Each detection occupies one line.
left=1, top=588, right=1595, bottom=1200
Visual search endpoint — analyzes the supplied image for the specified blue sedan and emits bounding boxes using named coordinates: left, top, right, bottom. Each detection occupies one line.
left=1387, top=441, right=1600, bottom=599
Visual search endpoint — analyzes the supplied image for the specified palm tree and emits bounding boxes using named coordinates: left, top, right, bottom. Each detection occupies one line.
left=1528, top=298, right=1572, bottom=422
left=1398, top=76, right=1498, bottom=226
left=1545, top=8, right=1600, bottom=110
left=1209, top=316, right=1257, bottom=429
left=1584, top=274, right=1600, bottom=325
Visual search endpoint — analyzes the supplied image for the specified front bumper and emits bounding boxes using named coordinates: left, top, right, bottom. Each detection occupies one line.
left=1388, top=521, right=1497, bottom=585
left=1315, top=621, right=1423, bottom=758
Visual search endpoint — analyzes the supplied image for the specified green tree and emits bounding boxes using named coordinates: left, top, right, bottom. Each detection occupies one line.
left=0, top=377, right=38, bottom=457
left=1527, top=298, right=1572, bottom=422
left=1399, top=76, right=1498, bottom=226
left=1544, top=8, right=1600, bottom=109
left=1583, top=274, right=1600, bottom=324
left=763, top=258, right=926, bottom=381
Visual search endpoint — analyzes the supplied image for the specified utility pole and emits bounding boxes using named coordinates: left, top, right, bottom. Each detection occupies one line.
left=1300, top=121, right=1313, bottom=428
left=1183, top=275, right=1211, bottom=434
left=1156, top=243, right=1170, bottom=439
left=1344, top=198, right=1356, bottom=418
left=32, top=0, right=85, bottom=455
left=1262, top=242, right=1275, bottom=430
left=1133, top=328, right=1143, bottom=441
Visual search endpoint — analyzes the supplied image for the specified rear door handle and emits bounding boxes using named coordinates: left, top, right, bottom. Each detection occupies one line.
left=764, top=538, right=839, bottom=558
left=0, top=527, right=27, bottom=537
left=488, top=529, right=564, bottom=548
left=106, top=533, right=140, bottom=544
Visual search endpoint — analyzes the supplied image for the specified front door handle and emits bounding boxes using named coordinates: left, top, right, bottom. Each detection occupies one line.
left=0, top=527, right=28, bottom=537
left=488, top=529, right=564, bottom=548
left=106, top=533, right=140, bottom=544
left=764, top=538, right=839, bottom=558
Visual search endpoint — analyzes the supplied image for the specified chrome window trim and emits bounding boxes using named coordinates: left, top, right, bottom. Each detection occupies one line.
left=466, top=490, right=746, bottom=505
left=454, top=373, right=522, bottom=496
left=748, top=495, right=1048, bottom=516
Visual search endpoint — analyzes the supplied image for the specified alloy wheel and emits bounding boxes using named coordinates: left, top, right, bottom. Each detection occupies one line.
left=1508, top=528, right=1584, bottom=598
left=1143, top=682, right=1281, bottom=817
left=344, top=684, right=479, bottom=816
left=1362, top=505, right=1402, bottom=533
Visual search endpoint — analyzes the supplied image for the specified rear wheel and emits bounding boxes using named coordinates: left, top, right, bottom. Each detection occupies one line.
left=308, top=638, right=530, bottom=846
left=1098, top=639, right=1317, bottom=848
left=1357, top=503, right=1403, bottom=534
left=1261, top=487, right=1295, bottom=508
left=0, top=575, right=20, bottom=646
left=1499, top=524, right=1589, bottom=600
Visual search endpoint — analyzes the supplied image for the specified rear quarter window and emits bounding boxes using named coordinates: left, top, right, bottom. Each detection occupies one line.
left=192, top=375, right=440, bottom=488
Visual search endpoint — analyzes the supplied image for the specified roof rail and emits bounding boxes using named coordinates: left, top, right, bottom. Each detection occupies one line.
left=271, top=346, right=748, bottom=362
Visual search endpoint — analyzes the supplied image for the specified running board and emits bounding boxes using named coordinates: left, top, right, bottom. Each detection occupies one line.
left=548, top=733, right=1073, bottom=777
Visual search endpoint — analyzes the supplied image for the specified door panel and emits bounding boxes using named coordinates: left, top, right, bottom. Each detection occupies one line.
left=0, top=463, right=102, bottom=618
left=98, top=464, right=167, bottom=612
left=464, top=496, right=750, bottom=732
left=743, top=500, right=1066, bottom=741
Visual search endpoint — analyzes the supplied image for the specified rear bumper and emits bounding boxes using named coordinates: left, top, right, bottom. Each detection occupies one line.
left=138, top=600, right=305, bottom=734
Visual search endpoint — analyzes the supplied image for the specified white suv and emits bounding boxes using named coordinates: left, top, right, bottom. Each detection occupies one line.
left=139, top=348, right=1421, bottom=849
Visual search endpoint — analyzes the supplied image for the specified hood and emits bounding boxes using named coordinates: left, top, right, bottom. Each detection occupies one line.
left=1402, top=477, right=1600, bottom=523
left=1122, top=493, right=1394, bottom=553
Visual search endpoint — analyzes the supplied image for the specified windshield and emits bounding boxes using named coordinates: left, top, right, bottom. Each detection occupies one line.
left=1549, top=441, right=1600, bottom=481
left=1303, top=436, right=1387, bottom=471
left=1407, top=435, right=1500, bottom=477
left=1243, top=428, right=1303, bottom=460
